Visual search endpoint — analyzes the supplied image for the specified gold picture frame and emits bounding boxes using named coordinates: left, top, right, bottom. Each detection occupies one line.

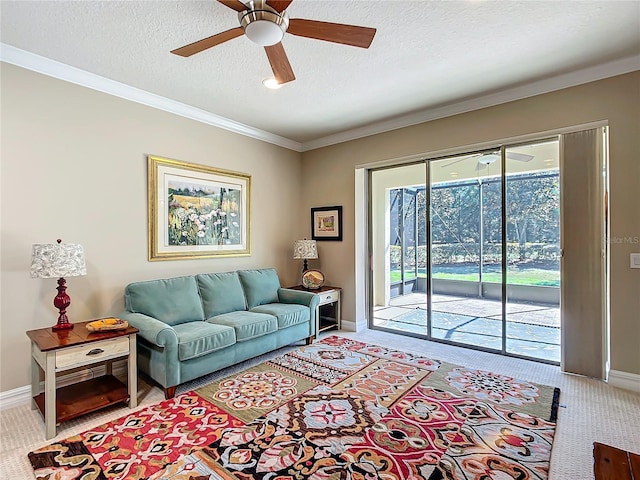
left=148, top=155, right=251, bottom=261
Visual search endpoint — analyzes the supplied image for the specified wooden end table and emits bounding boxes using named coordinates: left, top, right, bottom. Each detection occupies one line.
left=288, top=285, right=341, bottom=337
left=27, top=320, right=138, bottom=439
left=594, top=442, right=640, bottom=480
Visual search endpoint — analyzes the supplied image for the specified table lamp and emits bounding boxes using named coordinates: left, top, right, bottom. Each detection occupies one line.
left=31, top=239, right=87, bottom=331
left=293, top=239, right=318, bottom=273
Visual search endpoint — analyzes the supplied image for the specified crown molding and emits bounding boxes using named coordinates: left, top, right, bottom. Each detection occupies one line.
left=300, top=55, right=640, bottom=152
left=3, top=43, right=638, bottom=154
left=0, top=43, right=303, bottom=152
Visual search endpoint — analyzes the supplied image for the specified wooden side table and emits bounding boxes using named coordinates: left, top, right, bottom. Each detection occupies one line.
left=27, top=320, right=138, bottom=439
left=594, top=442, right=640, bottom=480
left=288, top=285, right=341, bottom=337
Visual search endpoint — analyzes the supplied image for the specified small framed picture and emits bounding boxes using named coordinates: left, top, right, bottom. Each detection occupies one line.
left=311, top=206, right=342, bottom=241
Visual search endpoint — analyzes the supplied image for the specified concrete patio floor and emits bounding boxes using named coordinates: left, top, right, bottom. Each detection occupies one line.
left=373, top=293, right=560, bottom=363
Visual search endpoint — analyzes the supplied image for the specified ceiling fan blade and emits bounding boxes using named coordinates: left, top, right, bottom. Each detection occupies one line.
left=264, top=43, right=295, bottom=84
left=507, top=152, right=534, bottom=162
left=171, top=27, right=244, bottom=57
left=288, top=18, right=376, bottom=48
left=440, top=154, right=480, bottom=168
left=217, top=0, right=248, bottom=12
left=266, top=0, right=293, bottom=13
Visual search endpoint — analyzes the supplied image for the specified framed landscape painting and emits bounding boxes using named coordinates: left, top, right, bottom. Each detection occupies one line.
left=148, top=155, right=251, bottom=261
left=311, top=205, right=342, bottom=241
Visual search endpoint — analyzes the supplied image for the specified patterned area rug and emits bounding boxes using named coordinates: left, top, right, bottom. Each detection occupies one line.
left=28, top=336, right=560, bottom=480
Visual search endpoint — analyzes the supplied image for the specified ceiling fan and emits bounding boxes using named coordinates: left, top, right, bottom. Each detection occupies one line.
left=171, top=0, right=377, bottom=85
left=441, top=151, right=535, bottom=171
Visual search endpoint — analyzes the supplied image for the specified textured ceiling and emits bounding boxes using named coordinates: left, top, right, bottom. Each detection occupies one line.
left=2, top=0, right=639, bottom=150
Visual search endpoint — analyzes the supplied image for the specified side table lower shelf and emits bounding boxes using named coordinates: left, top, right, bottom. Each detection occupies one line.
left=319, top=312, right=339, bottom=333
left=319, top=321, right=336, bottom=332
left=33, top=375, right=129, bottom=425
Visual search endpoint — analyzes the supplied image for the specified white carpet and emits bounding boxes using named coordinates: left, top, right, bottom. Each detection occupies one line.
left=2, top=329, right=639, bottom=480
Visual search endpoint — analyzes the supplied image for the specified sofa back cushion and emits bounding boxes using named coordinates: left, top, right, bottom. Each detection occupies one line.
left=237, top=268, right=281, bottom=309
left=124, top=276, right=204, bottom=326
left=197, top=271, right=247, bottom=318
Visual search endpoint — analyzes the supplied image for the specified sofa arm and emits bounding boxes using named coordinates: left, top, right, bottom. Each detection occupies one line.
left=278, top=288, right=320, bottom=337
left=278, top=288, right=320, bottom=309
left=118, top=311, right=178, bottom=348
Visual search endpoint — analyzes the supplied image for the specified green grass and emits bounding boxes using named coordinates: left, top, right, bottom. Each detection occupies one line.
left=390, top=267, right=559, bottom=286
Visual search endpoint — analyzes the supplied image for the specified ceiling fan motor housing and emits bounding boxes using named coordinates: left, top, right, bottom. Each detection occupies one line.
left=239, top=1, right=289, bottom=46
left=478, top=153, right=499, bottom=165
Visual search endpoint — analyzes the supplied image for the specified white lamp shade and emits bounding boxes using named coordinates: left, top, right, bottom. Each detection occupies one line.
left=293, top=239, right=318, bottom=260
left=31, top=242, right=87, bottom=278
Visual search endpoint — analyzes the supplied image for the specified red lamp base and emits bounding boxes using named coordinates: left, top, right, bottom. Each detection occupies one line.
left=52, top=319, right=74, bottom=331
left=52, top=277, right=74, bottom=331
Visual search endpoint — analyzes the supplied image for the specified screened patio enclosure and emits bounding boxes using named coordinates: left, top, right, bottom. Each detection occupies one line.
left=371, top=140, right=562, bottom=363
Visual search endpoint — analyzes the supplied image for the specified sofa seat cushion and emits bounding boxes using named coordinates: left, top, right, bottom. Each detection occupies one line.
left=173, top=322, right=236, bottom=361
left=250, top=303, right=310, bottom=330
left=209, top=311, right=277, bottom=342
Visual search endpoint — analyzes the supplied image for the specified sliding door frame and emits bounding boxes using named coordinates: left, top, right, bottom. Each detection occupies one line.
left=367, top=137, right=570, bottom=365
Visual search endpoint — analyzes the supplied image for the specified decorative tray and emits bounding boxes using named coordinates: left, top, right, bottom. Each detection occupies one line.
left=86, top=318, right=129, bottom=332
left=302, top=269, right=325, bottom=289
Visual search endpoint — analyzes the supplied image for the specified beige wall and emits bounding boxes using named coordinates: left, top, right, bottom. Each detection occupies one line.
left=2, top=64, right=638, bottom=393
left=301, top=72, right=640, bottom=376
left=0, top=64, right=303, bottom=392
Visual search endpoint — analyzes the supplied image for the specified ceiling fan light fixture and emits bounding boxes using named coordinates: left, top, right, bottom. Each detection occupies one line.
left=240, top=8, right=289, bottom=46
left=478, top=153, right=499, bottom=165
left=263, top=77, right=282, bottom=89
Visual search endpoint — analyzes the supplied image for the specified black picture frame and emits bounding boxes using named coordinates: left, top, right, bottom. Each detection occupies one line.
left=311, top=206, right=343, bottom=241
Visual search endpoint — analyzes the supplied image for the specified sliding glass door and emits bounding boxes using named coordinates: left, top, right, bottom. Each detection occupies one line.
left=371, top=162, right=427, bottom=335
left=370, top=139, right=561, bottom=364
left=429, top=151, right=504, bottom=349
left=505, top=142, right=561, bottom=361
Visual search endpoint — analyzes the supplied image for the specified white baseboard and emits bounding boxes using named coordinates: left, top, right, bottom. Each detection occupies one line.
left=609, top=369, right=640, bottom=393
left=340, top=320, right=357, bottom=332
left=0, top=385, right=32, bottom=411
left=0, top=361, right=128, bottom=411
left=339, top=318, right=367, bottom=333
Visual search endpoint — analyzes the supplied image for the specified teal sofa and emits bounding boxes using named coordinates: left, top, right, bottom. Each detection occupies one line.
left=118, top=268, right=319, bottom=398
